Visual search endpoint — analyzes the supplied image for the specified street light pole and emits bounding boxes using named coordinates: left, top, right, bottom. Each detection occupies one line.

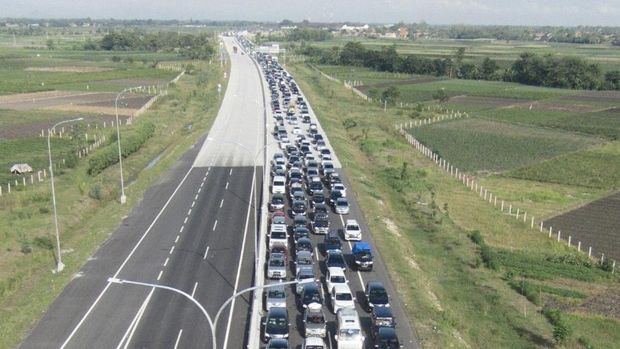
left=114, top=86, right=142, bottom=204
left=48, top=117, right=83, bottom=273
left=107, top=277, right=312, bottom=348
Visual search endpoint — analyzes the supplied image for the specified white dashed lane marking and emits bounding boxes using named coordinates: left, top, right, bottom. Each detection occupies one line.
left=163, top=257, right=169, bottom=267
left=203, top=246, right=210, bottom=260
left=157, top=270, right=163, bottom=281
left=213, top=220, right=218, bottom=231
left=220, top=199, right=224, bottom=208
left=169, top=246, right=175, bottom=255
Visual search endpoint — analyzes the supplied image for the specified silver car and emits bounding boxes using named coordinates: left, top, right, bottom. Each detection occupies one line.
left=267, top=253, right=287, bottom=279
left=265, top=283, right=287, bottom=311
left=303, top=302, right=327, bottom=338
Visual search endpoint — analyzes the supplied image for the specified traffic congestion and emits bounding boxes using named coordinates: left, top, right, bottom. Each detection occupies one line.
left=237, top=37, right=405, bottom=349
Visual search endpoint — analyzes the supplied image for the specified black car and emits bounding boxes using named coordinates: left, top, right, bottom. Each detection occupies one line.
left=298, top=283, right=322, bottom=309
left=372, top=306, right=396, bottom=330
left=263, top=307, right=289, bottom=342
left=373, top=327, right=402, bottom=348
left=323, top=230, right=342, bottom=254
left=292, top=200, right=307, bottom=216
left=295, top=237, right=313, bottom=255
left=365, top=281, right=390, bottom=311
left=294, top=226, right=311, bottom=242
left=325, top=250, right=347, bottom=272
left=313, top=203, right=329, bottom=217
left=310, top=192, right=326, bottom=208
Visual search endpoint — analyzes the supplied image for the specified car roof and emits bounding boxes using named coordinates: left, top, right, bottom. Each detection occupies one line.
left=304, top=337, right=325, bottom=345
left=268, top=307, right=288, bottom=317
left=367, top=281, right=385, bottom=289
left=267, top=283, right=286, bottom=292
left=332, top=283, right=352, bottom=293
left=327, top=267, right=345, bottom=276
left=273, top=175, right=286, bottom=181
left=297, top=237, right=312, bottom=244
left=377, top=326, right=398, bottom=338
left=373, top=305, right=394, bottom=317
left=327, top=250, right=343, bottom=256
left=346, top=219, right=358, bottom=225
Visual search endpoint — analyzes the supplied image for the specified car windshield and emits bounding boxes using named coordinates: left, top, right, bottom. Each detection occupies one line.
left=331, top=276, right=346, bottom=283
left=330, top=254, right=344, bottom=263
left=346, top=224, right=359, bottom=231
left=336, top=292, right=353, bottom=301
left=304, top=292, right=321, bottom=303
left=307, top=314, right=324, bottom=324
left=267, top=317, right=287, bottom=329
left=337, top=200, right=348, bottom=207
left=272, top=231, right=286, bottom=239
left=371, top=289, right=389, bottom=302
left=268, top=289, right=285, bottom=298
left=338, top=329, right=361, bottom=339
left=270, top=258, right=285, bottom=267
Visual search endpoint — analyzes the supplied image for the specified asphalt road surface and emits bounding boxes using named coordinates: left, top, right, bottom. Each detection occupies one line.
left=20, top=37, right=264, bottom=349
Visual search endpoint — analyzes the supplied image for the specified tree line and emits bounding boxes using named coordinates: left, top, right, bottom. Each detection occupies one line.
left=83, top=30, right=215, bottom=59
left=298, top=42, right=620, bottom=90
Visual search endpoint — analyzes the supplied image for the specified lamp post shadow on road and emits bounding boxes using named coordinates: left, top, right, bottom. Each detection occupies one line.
left=48, top=117, right=84, bottom=273
left=107, top=277, right=313, bottom=349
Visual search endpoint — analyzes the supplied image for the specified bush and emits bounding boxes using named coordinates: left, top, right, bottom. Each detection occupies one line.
left=469, top=230, right=483, bottom=245
left=87, top=122, right=155, bottom=175
left=480, top=244, right=499, bottom=270
left=543, top=307, right=573, bottom=344
left=111, top=55, right=121, bottom=62
left=89, top=185, right=102, bottom=200
left=33, top=236, right=54, bottom=251
left=600, top=258, right=615, bottom=272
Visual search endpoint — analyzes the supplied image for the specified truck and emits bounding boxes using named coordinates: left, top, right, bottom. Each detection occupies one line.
left=352, top=241, right=373, bottom=271
left=233, top=45, right=238, bottom=54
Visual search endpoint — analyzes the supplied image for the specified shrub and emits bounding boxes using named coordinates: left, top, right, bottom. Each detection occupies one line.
left=480, top=244, right=499, bottom=270
left=89, top=185, right=102, bottom=200
left=600, top=258, right=615, bottom=272
left=543, top=307, right=573, bottom=344
left=87, top=122, right=155, bottom=175
left=469, top=230, right=483, bottom=245
left=39, top=207, right=50, bottom=214
left=33, top=236, right=54, bottom=251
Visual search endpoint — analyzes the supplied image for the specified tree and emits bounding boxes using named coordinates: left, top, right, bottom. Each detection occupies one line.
left=432, top=88, right=449, bottom=102
left=46, top=39, right=56, bottom=50
left=480, top=57, right=499, bottom=80
left=381, top=86, right=400, bottom=104
left=604, top=71, right=620, bottom=90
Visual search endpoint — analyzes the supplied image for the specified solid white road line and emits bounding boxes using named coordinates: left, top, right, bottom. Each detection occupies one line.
left=163, top=257, right=169, bottom=267
left=169, top=246, right=175, bottom=255
left=191, top=282, right=199, bottom=298
left=157, top=270, right=163, bottom=281
left=60, top=167, right=196, bottom=349
left=116, top=288, right=155, bottom=349
left=203, top=246, right=210, bottom=260
left=173, top=329, right=183, bottom=349
left=222, top=165, right=256, bottom=349
left=212, top=220, right=218, bottom=231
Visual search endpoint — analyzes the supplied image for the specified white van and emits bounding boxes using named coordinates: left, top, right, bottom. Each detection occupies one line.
left=272, top=176, right=286, bottom=194
left=335, top=308, right=364, bottom=349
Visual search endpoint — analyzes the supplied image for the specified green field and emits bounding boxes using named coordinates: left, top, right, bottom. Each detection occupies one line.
left=409, top=118, right=602, bottom=172
left=0, top=50, right=178, bottom=95
left=310, top=37, right=620, bottom=72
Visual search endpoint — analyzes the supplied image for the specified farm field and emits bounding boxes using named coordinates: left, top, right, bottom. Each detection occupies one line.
left=408, top=118, right=602, bottom=172
left=544, top=191, right=620, bottom=262
left=310, top=37, right=620, bottom=71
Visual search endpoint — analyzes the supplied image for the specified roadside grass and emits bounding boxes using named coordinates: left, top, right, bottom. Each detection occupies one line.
left=289, top=62, right=620, bottom=348
left=506, top=141, right=620, bottom=189
left=408, top=118, right=601, bottom=172
left=0, top=60, right=226, bottom=348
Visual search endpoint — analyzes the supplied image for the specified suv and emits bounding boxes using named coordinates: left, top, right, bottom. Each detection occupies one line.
left=364, top=281, right=390, bottom=311
left=372, top=327, right=402, bottom=349
left=326, top=250, right=347, bottom=272
left=263, top=307, right=289, bottom=342
left=272, top=176, right=286, bottom=194
left=326, top=266, right=348, bottom=292
left=269, top=225, right=288, bottom=249
left=299, top=283, right=323, bottom=309
left=344, top=219, right=362, bottom=241
left=303, top=302, right=327, bottom=338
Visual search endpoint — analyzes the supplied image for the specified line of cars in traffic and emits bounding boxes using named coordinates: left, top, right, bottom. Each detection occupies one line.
left=237, top=36, right=404, bottom=349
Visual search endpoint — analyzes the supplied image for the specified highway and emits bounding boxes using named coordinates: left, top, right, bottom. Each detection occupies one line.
left=20, top=37, right=264, bottom=349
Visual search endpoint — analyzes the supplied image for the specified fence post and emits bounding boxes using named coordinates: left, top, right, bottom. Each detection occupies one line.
left=588, top=246, right=592, bottom=257
left=540, top=221, right=543, bottom=232
left=501, top=200, right=504, bottom=211
left=577, top=241, right=581, bottom=252
left=516, top=208, right=520, bottom=219
left=7, top=183, right=10, bottom=193
left=509, top=204, right=512, bottom=215
left=0, top=185, right=2, bottom=196
left=531, top=216, right=534, bottom=228
left=22, top=177, right=26, bottom=186
left=548, top=226, right=553, bottom=238
left=494, top=196, right=497, bottom=206
left=568, top=236, right=571, bottom=246
left=30, top=174, right=34, bottom=184
left=523, top=212, right=527, bottom=222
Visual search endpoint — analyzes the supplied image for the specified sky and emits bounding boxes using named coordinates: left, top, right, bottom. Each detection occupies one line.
left=1, top=0, right=619, bottom=26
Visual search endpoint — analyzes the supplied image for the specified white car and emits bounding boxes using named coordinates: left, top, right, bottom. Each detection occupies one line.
left=302, top=337, right=327, bottom=349
left=265, top=283, right=287, bottom=310
left=332, top=183, right=346, bottom=197
left=269, top=224, right=288, bottom=249
left=326, top=267, right=349, bottom=292
left=271, top=176, right=286, bottom=194
left=330, top=284, right=355, bottom=314
left=344, top=219, right=362, bottom=241
left=335, top=308, right=364, bottom=349
left=292, top=126, right=302, bottom=135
